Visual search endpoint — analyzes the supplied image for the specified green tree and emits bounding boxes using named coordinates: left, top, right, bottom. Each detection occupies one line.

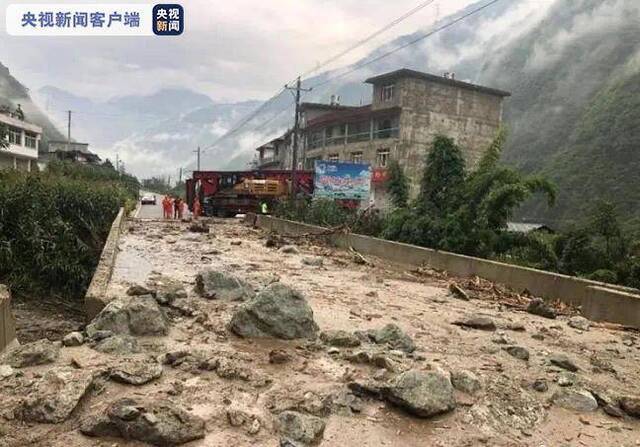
left=418, top=135, right=465, bottom=214
left=386, top=160, right=409, bottom=208
left=589, top=200, right=624, bottom=261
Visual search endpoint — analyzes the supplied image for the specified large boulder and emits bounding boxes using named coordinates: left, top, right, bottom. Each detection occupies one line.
left=86, top=296, right=168, bottom=338
left=369, top=324, right=415, bottom=353
left=110, top=359, right=163, bottom=385
left=1, top=339, right=60, bottom=368
left=552, top=389, right=598, bottom=412
left=93, top=335, right=141, bottom=355
left=17, top=368, right=95, bottom=423
left=229, top=283, right=319, bottom=340
left=80, top=398, right=205, bottom=445
left=381, top=369, right=456, bottom=418
left=194, top=270, right=255, bottom=301
left=277, top=411, right=325, bottom=445
left=319, top=330, right=361, bottom=348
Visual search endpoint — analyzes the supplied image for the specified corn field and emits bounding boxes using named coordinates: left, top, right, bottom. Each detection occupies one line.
left=0, top=162, right=138, bottom=299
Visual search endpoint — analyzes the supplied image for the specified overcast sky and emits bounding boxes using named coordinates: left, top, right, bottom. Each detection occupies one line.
left=0, top=0, right=476, bottom=102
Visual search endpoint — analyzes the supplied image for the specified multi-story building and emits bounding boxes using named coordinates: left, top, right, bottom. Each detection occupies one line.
left=301, top=68, right=510, bottom=206
left=0, top=109, right=42, bottom=172
left=45, top=141, right=101, bottom=164
left=255, top=130, right=293, bottom=170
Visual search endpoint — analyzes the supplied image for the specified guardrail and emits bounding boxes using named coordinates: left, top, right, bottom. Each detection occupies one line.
left=246, top=213, right=640, bottom=328
left=84, top=207, right=126, bottom=320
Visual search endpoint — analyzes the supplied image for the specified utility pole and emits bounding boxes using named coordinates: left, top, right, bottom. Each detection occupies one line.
left=193, top=147, right=201, bottom=172
left=115, top=153, right=120, bottom=175
left=178, top=167, right=183, bottom=184
left=66, top=110, right=72, bottom=152
left=285, top=77, right=312, bottom=196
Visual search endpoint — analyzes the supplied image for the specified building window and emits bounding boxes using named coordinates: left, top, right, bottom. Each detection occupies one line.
left=381, top=84, right=395, bottom=102
left=25, top=132, right=37, bottom=149
left=376, top=149, right=390, bottom=167
left=8, top=127, right=21, bottom=145
left=350, top=152, right=363, bottom=163
left=328, top=154, right=340, bottom=162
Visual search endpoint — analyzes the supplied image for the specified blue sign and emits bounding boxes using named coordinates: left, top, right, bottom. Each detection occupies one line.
left=314, top=161, right=371, bottom=200
left=153, top=4, right=183, bottom=36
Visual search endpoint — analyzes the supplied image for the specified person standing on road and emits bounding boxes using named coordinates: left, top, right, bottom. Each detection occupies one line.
left=162, top=196, right=172, bottom=219
left=193, top=197, right=202, bottom=220
left=174, top=197, right=182, bottom=219
left=260, top=201, right=268, bottom=215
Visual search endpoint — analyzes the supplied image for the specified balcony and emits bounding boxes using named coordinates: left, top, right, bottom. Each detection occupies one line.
left=308, top=127, right=400, bottom=150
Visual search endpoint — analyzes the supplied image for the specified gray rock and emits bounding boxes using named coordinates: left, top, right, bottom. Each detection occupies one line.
left=503, top=346, right=530, bottom=361
left=269, top=349, right=291, bottom=364
left=302, top=257, right=324, bottom=267
left=126, top=284, right=153, bottom=296
left=0, top=364, right=14, bottom=379
left=229, top=283, right=319, bottom=340
left=552, top=389, right=598, bottom=412
left=549, top=353, right=579, bottom=372
left=93, top=335, right=141, bottom=355
left=150, top=276, right=188, bottom=305
left=62, top=331, right=85, bottom=347
left=620, top=396, right=640, bottom=418
left=532, top=379, right=548, bottom=392
left=591, top=390, right=624, bottom=418
left=526, top=298, right=556, bottom=319
left=127, top=295, right=169, bottom=336
left=2, top=339, right=60, bottom=368
left=80, top=398, right=205, bottom=445
left=194, top=269, right=255, bottom=301
left=381, top=369, right=456, bottom=418
left=110, top=360, right=163, bottom=385
left=279, top=245, right=300, bottom=255
left=320, top=330, right=361, bottom=348
left=17, top=368, right=94, bottom=423
left=369, top=324, right=416, bottom=353
left=558, top=372, right=577, bottom=387
left=451, top=370, right=481, bottom=394
left=277, top=411, right=325, bottom=445
left=568, top=316, right=590, bottom=331
left=86, top=296, right=168, bottom=338
left=453, top=316, right=496, bottom=331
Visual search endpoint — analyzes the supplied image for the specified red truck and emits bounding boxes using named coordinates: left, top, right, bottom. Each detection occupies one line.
left=186, top=170, right=314, bottom=217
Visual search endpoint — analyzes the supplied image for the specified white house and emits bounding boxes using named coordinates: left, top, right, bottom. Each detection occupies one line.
left=0, top=111, right=42, bottom=172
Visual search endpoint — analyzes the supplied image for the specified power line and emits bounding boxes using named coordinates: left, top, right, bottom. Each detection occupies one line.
left=311, top=0, right=503, bottom=90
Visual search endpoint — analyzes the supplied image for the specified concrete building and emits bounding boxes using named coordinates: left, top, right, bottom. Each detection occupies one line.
left=255, top=130, right=293, bottom=170
left=45, top=141, right=101, bottom=165
left=301, top=68, right=510, bottom=206
left=0, top=110, right=42, bottom=172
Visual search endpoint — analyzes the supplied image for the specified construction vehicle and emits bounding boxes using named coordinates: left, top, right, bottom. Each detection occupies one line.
left=186, top=170, right=314, bottom=217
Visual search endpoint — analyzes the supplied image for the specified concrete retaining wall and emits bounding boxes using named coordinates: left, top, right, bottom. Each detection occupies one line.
left=0, top=285, right=17, bottom=353
left=84, top=207, right=126, bottom=320
left=247, top=213, right=640, bottom=328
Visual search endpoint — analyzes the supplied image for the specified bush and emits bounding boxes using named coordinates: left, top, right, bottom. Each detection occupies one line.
left=586, top=269, right=619, bottom=284
left=0, top=163, right=137, bottom=299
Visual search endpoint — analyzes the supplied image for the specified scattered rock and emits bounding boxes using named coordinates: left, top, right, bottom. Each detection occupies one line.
left=526, top=298, right=556, bottom=319
left=216, top=358, right=251, bottom=381
left=149, top=276, right=188, bottom=305
left=320, top=330, right=361, bottom=348
left=532, top=379, right=548, bottom=392
left=381, top=369, right=456, bottom=418
left=279, top=245, right=300, bottom=255
left=0, top=364, right=14, bottom=379
left=448, top=283, right=469, bottom=301
left=552, top=389, right=598, bottom=412
left=549, top=353, right=579, bottom=372
left=62, top=331, right=85, bottom=347
left=269, top=349, right=291, bottom=364
left=302, top=257, right=324, bottom=267
left=93, top=335, right=141, bottom=355
left=369, top=324, right=416, bottom=353
left=188, top=222, right=209, bottom=233
left=229, top=283, right=319, bottom=340
left=591, top=390, right=624, bottom=418
left=590, top=354, right=616, bottom=374
left=276, top=411, right=325, bottom=445
left=126, top=284, right=153, bottom=296
left=505, top=322, right=526, bottom=332
left=17, top=368, right=95, bottom=423
left=194, top=269, right=255, bottom=301
left=110, top=360, right=163, bottom=385
left=453, top=316, right=496, bottom=331
left=568, top=316, right=591, bottom=331
left=1, top=339, right=60, bottom=368
left=503, top=346, right=530, bottom=361
left=226, top=406, right=262, bottom=435
left=80, top=398, right=205, bottom=445
left=491, top=332, right=511, bottom=345
left=451, top=370, right=481, bottom=394
left=86, top=296, right=168, bottom=338
left=558, top=372, right=577, bottom=387
left=620, top=396, right=640, bottom=418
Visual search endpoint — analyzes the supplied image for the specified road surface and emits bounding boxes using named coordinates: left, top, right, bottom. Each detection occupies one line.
left=136, top=190, right=164, bottom=219
left=2, top=217, right=640, bottom=446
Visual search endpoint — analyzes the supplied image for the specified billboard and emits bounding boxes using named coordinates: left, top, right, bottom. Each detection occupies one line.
left=314, top=160, right=371, bottom=200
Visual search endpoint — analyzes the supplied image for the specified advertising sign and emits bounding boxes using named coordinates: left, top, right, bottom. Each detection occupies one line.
left=314, top=161, right=371, bottom=200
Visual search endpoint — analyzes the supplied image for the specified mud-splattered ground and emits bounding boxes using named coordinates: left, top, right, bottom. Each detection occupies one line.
left=2, top=217, right=640, bottom=446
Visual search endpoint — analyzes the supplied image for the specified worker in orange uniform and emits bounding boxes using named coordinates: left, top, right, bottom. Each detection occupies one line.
left=193, top=197, right=202, bottom=220
left=162, top=196, right=173, bottom=219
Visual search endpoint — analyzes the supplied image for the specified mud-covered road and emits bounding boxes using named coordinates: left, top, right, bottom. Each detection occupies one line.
left=1, top=217, right=640, bottom=446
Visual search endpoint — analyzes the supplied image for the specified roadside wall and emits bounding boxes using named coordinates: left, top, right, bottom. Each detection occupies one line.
left=0, top=285, right=17, bottom=353
left=247, top=214, right=640, bottom=328
left=84, top=207, right=126, bottom=320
